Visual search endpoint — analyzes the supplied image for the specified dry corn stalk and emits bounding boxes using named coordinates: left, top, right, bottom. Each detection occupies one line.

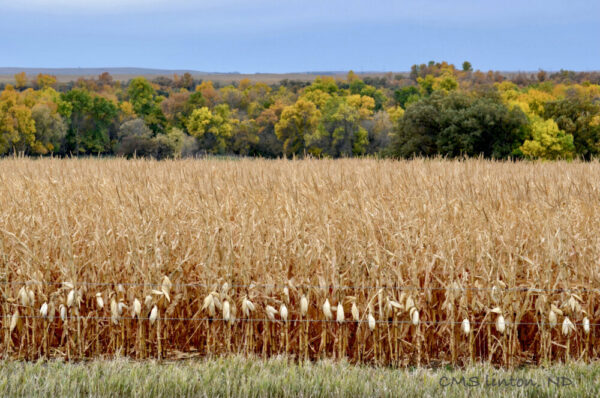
left=1, top=158, right=600, bottom=366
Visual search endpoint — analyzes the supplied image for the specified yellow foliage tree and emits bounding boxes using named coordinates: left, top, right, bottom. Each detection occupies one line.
left=516, top=89, right=556, bottom=116
left=35, top=74, right=57, bottom=89
left=14, top=72, right=27, bottom=89
left=0, top=87, right=37, bottom=154
left=120, top=101, right=136, bottom=121
left=433, top=72, right=458, bottom=92
left=347, top=94, right=375, bottom=119
left=520, top=117, right=575, bottom=160
left=387, top=106, right=405, bottom=125
left=275, top=99, right=320, bottom=156
left=186, top=104, right=233, bottom=153
left=301, top=89, right=332, bottom=109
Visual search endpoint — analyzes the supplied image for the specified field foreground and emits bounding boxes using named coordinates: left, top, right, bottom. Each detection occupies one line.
left=1, top=158, right=600, bottom=366
left=1, top=357, right=600, bottom=397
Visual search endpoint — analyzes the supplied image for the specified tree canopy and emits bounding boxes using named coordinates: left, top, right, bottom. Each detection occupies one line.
left=1, top=63, right=599, bottom=160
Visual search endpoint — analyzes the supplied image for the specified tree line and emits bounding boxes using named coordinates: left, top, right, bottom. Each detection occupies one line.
left=1, top=61, right=599, bottom=160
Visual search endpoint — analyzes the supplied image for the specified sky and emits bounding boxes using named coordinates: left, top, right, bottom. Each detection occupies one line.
left=1, top=0, right=599, bottom=73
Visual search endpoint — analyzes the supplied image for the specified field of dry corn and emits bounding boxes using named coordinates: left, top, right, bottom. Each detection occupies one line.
left=0, top=157, right=599, bottom=366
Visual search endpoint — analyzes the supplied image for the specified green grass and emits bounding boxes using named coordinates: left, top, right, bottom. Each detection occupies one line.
left=1, top=357, right=599, bottom=397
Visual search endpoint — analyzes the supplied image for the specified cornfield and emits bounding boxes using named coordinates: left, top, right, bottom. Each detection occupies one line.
left=1, top=157, right=599, bottom=367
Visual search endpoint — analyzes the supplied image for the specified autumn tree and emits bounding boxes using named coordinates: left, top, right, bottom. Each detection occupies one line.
left=417, top=75, right=435, bottom=96
left=14, top=72, right=28, bottom=89
left=160, top=91, right=192, bottom=129
left=174, top=72, right=194, bottom=90
left=196, top=81, right=220, bottom=107
left=31, top=104, right=67, bottom=154
left=244, top=82, right=272, bottom=108
left=0, top=86, right=37, bottom=154
left=301, top=89, right=332, bottom=109
left=362, top=109, right=395, bottom=154
left=220, top=86, right=244, bottom=110
left=275, top=99, right=320, bottom=157
left=307, top=96, right=368, bottom=157
left=305, top=77, right=338, bottom=95
left=98, top=72, right=114, bottom=86
left=433, top=73, right=458, bottom=92
left=75, top=77, right=99, bottom=92
left=186, top=104, right=233, bottom=154
left=253, top=102, right=284, bottom=157
left=537, top=70, right=547, bottom=82
left=34, top=74, right=57, bottom=89
left=520, top=117, right=574, bottom=159
left=229, top=118, right=259, bottom=155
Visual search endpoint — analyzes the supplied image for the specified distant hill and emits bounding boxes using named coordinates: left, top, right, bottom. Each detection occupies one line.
left=0, top=67, right=206, bottom=76
left=0, top=67, right=401, bottom=84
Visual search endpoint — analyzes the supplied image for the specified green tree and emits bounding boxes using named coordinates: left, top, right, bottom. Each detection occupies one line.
left=128, top=77, right=156, bottom=115
left=349, top=79, right=366, bottom=95
left=187, top=91, right=206, bottom=108
left=393, top=91, right=528, bottom=158
left=127, top=77, right=166, bottom=134
left=61, top=88, right=92, bottom=153
left=61, top=89, right=118, bottom=154
left=87, top=97, right=118, bottom=153
left=543, top=98, right=600, bottom=159
left=394, top=86, right=420, bottom=108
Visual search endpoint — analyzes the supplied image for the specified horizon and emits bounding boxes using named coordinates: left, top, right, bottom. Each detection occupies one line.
left=1, top=66, right=598, bottom=77
left=1, top=0, right=598, bottom=73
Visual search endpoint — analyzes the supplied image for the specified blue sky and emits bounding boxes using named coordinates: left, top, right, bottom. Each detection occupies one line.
left=1, top=0, right=599, bottom=73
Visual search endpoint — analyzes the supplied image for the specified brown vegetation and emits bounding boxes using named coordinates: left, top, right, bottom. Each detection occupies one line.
left=0, top=157, right=598, bottom=366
